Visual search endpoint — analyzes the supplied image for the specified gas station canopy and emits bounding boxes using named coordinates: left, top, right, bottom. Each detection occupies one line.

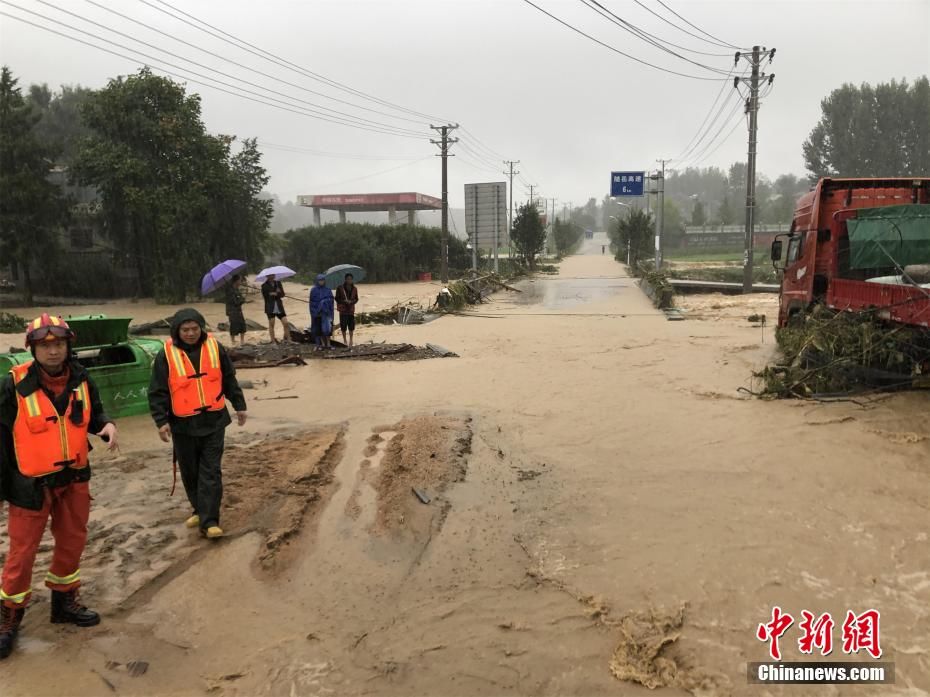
left=297, top=192, right=442, bottom=225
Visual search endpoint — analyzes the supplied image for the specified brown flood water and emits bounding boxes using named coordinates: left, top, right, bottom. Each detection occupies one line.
left=2, top=234, right=928, bottom=696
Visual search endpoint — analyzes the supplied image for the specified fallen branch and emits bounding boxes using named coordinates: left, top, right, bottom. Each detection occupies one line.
left=234, top=355, right=307, bottom=369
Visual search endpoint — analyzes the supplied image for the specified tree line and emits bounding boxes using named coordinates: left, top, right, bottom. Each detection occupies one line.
left=0, top=66, right=272, bottom=303
left=283, top=222, right=473, bottom=282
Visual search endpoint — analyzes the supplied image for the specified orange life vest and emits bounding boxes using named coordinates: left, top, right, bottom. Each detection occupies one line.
left=10, top=362, right=91, bottom=478
left=165, top=335, right=226, bottom=418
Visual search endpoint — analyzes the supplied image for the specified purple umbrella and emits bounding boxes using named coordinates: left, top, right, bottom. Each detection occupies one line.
left=201, top=259, right=247, bottom=295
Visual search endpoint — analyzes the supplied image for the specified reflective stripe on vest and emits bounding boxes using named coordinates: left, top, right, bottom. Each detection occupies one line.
left=165, top=335, right=226, bottom=418
left=10, top=362, right=91, bottom=478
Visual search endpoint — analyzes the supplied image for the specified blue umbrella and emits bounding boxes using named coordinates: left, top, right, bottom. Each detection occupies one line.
left=255, top=265, right=296, bottom=283
left=324, top=264, right=365, bottom=290
left=201, top=259, right=247, bottom=295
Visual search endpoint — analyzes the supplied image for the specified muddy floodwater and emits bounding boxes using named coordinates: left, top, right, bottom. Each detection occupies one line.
left=1, top=233, right=928, bottom=696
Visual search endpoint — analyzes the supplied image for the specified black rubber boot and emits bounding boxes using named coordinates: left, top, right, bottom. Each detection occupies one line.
left=0, top=604, right=25, bottom=659
left=50, top=590, right=100, bottom=627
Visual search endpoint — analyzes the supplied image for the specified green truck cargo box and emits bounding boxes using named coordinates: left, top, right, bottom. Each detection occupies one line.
left=0, top=315, right=165, bottom=418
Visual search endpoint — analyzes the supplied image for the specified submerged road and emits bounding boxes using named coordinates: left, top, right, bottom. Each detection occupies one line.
left=4, top=246, right=928, bottom=696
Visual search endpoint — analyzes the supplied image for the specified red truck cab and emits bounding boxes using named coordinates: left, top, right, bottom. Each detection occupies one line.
left=772, top=177, right=930, bottom=328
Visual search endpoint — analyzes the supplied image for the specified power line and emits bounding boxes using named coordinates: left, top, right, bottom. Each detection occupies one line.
left=675, top=88, right=742, bottom=166
left=520, top=0, right=729, bottom=81
left=0, top=3, right=430, bottom=139
left=82, top=0, right=428, bottom=127
left=580, top=0, right=732, bottom=75
left=686, top=111, right=744, bottom=169
left=143, top=0, right=451, bottom=124
left=22, top=0, right=426, bottom=137
left=255, top=141, right=422, bottom=160
left=630, top=0, right=745, bottom=50
left=583, top=0, right=732, bottom=57
left=670, top=66, right=740, bottom=162
left=306, top=158, right=432, bottom=191
left=654, top=0, right=745, bottom=51
left=676, top=95, right=744, bottom=168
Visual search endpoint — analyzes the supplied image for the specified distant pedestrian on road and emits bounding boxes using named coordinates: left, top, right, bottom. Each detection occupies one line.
left=309, top=273, right=335, bottom=350
left=602, top=245, right=606, bottom=254
left=148, top=309, right=247, bottom=540
left=261, top=274, right=291, bottom=344
left=224, top=275, right=247, bottom=346
left=335, top=273, right=359, bottom=348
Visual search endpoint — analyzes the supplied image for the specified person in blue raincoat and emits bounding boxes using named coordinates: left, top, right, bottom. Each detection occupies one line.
left=309, top=274, right=335, bottom=350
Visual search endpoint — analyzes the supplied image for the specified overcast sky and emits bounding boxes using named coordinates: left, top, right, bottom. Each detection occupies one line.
left=1, top=0, right=928, bottom=209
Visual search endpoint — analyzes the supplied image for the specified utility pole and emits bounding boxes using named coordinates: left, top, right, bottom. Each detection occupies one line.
left=431, top=124, right=459, bottom=283
left=655, top=158, right=670, bottom=270
left=547, top=197, right=558, bottom=257
left=737, top=45, right=775, bottom=293
left=503, top=160, right=520, bottom=263
left=527, top=184, right=538, bottom=207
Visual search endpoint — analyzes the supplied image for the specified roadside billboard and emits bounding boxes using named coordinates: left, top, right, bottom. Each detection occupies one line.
left=464, top=182, right=508, bottom=251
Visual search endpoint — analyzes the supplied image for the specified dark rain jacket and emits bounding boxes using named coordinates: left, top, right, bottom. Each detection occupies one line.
left=0, top=359, right=112, bottom=510
left=261, top=280, right=286, bottom=317
left=147, top=308, right=247, bottom=437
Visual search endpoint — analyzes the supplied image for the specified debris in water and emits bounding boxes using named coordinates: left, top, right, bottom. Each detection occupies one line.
left=0, top=312, right=26, bottom=333
left=753, top=307, right=930, bottom=397
left=609, top=604, right=703, bottom=691
left=412, top=487, right=431, bottom=504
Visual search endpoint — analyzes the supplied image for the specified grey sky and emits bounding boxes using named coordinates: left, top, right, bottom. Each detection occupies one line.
left=1, top=0, right=928, bottom=210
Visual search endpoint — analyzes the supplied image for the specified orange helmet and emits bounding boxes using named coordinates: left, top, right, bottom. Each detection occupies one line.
left=25, top=313, right=76, bottom=347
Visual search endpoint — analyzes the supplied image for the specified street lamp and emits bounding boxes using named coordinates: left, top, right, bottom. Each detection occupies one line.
left=609, top=203, right=634, bottom=266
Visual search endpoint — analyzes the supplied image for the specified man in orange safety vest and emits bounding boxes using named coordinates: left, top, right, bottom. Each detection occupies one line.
left=0, top=313, right=119, bottom=660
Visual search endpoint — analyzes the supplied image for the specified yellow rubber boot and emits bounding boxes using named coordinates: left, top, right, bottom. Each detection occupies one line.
left=205, top=526, right=224, bottom=539
left=185, top=514, right=200, bottom=529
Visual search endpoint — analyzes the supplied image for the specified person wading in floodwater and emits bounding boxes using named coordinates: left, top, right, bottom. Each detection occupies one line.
left=335, top=273, right=359, bottom=348
left=261, top=273, right=291, bottom=344
left=309, top=274, right=335, bottom=350
left=225, top=274, right=247, bottom=346
left=148, top=309, right=247, bottom=540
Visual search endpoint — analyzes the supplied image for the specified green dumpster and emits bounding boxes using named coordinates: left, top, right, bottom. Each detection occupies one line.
left=0, top=314, right=165, bottom=419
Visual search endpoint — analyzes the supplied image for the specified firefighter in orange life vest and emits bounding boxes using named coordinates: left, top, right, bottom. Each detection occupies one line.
left=0, top=314, right=119, bottom=659
left=148, top=309, right=246, bottom=540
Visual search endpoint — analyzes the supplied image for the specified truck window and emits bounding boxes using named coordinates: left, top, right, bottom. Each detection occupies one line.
left=786, top=233, right=804, bottom=264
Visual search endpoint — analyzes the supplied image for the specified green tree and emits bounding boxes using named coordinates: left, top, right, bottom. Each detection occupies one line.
left=552, top=219, right=582, bottom=256
left=283, top=223, right=468, bottom=281
left=73, top=68, right=269, bottom=301
left=691, top=199, right=706, bottom=226
left=0, top=66, right=68, bottom=304
left=511, top=202, right=546, bottom=269
left=662, top=198, right=685, bottom=247
left=717, top=194, right=736, bottom=225
left=28, top=83, right=94, bottom=166
left=609, top=208, right=654, bottom=267
left=803, top=77, right=930, bottom=179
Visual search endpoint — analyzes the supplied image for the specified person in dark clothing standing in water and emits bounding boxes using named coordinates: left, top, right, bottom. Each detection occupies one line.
left=334, top=273, right=359, bottom=348
left=148, top=309, right=247, bottom=539
left=224, top=274, right=247, bottom=346
left=260, top=274, right=291, bottom=343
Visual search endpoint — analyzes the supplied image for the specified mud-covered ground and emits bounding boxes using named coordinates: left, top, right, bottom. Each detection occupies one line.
left=2, top=233, right=928, bottom=696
